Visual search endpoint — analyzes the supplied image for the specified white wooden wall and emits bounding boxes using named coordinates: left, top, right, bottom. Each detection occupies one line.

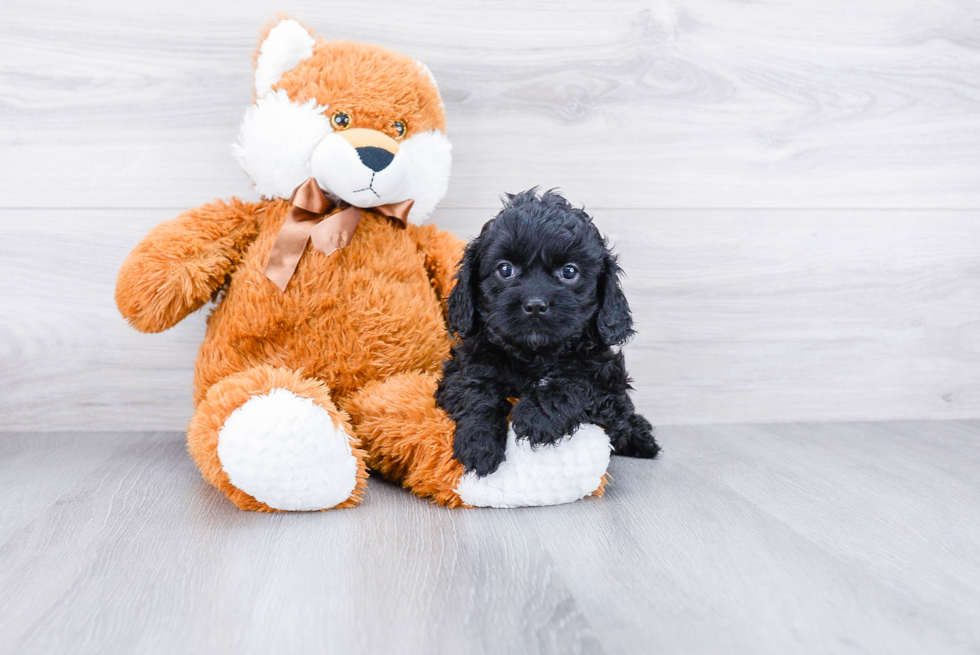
left=1, top=0, right=979, bottom=430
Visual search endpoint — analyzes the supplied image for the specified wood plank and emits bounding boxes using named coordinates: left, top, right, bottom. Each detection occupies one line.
left=530, top=421, right=980, bottom=654
left=597, top=208, right=980, bottom=425
left=1, top=207, right=977, bottom=430
left=0, top=209, right=203, bottom=431
left=663, top=421, right=980, bottom=616
left=2, top=0, right=980, bottom=209
left=1, top=422, right=978, bottom=653
left=0, top=432, right=601, bottom=655
left=0, top=432, right=126, bottom=545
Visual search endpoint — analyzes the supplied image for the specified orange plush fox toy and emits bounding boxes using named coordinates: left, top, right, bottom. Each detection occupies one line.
left=116, top=17, right=612, bottom=512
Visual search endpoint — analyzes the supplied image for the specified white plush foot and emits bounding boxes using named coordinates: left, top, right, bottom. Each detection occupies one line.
left=455, top=423, right=612, bottom=509
left=216, top=389, right=359, bottom=511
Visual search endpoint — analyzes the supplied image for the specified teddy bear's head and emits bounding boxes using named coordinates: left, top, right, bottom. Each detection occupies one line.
left=233, top=18, right=451, bottom=222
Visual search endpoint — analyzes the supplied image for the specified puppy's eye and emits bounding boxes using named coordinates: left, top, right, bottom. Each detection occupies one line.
left=496, top=261, right=515, bottom=279
left=560, top=264, right=579, bottom=281
left=393, top=120, right=407, bottom=139
left=331, top=111, right=352, bottom=130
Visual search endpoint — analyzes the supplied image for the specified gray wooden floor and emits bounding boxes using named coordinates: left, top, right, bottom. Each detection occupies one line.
left=2, top=421, right=978, bottom=654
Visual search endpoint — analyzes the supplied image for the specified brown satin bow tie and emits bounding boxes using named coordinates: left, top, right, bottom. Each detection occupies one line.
left=264, top=177, right=414, bottom=291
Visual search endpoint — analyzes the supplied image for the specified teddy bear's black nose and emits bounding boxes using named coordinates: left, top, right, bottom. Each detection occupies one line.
left=356, top=146, right=395, bottom=172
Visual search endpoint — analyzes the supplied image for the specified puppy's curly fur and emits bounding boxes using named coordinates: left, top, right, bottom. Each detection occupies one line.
left=435, top=189, right=661, bottom=477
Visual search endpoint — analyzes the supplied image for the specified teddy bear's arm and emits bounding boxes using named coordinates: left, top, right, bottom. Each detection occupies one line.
left=409, top=224, right=466, bottom=314
left=115, top=199, right=261, bottom=333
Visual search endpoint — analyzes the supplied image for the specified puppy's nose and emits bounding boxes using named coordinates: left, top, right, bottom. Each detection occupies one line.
left=356, top=146, right=395, bottom=172
left=523, top=297, right=549, bottom=316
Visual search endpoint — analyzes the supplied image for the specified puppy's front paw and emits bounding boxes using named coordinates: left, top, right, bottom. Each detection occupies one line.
left=613, top=414, right=661, bottom=458
left=453, top=428, right=507, bottom=477
left=511, top=400, right=571, bottom=446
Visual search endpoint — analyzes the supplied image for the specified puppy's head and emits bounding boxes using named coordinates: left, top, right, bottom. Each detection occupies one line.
left=448, top=189, right=633, bottom=351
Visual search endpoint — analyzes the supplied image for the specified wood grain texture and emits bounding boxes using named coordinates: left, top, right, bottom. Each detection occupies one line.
left=534, top=420, right=980, bottom=654
left=2, top=0, right=980, bottom=209
left=1, top=207, right=977, bottom=430
left=1, top=422, right=978, bottom=654
left=1, top=2, right=978, bottom=424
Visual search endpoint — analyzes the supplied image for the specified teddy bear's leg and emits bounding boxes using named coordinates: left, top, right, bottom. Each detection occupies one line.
left=187, top=365, right=368, bottom=512
left=343, top=372, right=612, bottom=508
left=342, top=372, right=466, bottom=507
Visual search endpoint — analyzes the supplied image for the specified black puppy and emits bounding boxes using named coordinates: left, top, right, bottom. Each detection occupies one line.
left=435, top=189, right=661, bottom=477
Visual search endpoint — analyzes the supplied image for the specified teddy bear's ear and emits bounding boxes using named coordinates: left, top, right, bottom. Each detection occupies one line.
left=253, top=18, right=317, bottom=97
left=415, top=61, right=440, bottom=94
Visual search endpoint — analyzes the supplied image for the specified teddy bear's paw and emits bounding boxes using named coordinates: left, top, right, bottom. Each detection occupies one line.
left=216, top=388, right=361, bottom=511
left=454, top=423, right=612, bottom=509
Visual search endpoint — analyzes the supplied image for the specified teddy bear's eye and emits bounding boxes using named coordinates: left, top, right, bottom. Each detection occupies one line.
left=393, top=120, right=407, bottom=139
left=331, top=111, right=352, bottom=130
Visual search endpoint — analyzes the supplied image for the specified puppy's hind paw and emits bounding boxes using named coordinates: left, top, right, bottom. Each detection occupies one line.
left=613, top=414, right=661, bottom=459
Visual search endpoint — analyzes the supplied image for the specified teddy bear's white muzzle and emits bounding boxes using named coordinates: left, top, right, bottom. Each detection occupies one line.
left=310, top=132, right=412, bottom=208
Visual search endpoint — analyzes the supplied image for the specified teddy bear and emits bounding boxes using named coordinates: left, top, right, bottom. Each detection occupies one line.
left=115, top=17, right=612, bottom=511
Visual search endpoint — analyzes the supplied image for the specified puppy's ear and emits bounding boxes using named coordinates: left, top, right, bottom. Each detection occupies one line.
left=597, top=253, right=635, bottom=346
left=447, top=236, right=481, bottom=337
